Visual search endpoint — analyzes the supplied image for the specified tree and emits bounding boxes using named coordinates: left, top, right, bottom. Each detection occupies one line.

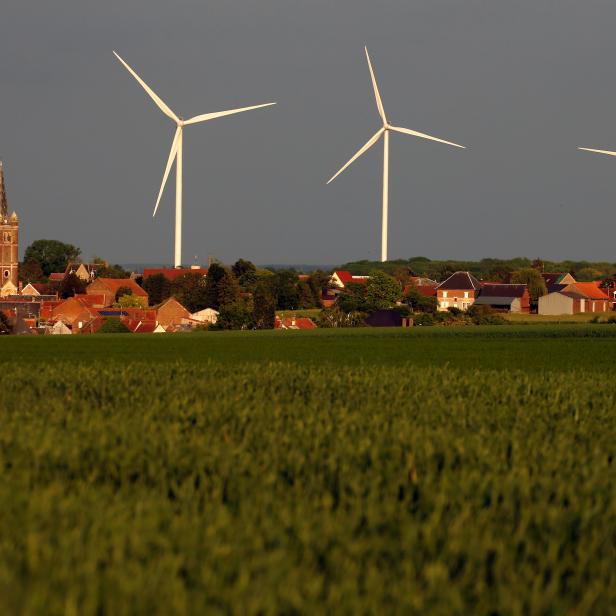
left=232, top=258, right=258, bottom=289
left=115, top=286, right=133, bottom=302
left=484, top=265, right=512, bottom=283
left=271, top=270, right=300, bottom=310
left=253, top=281, right=276, bottom=329
left=307, top=270, right=330, bottom=307
left=216, top=301, right=254, bottom=330
left=0, top=311, right=12, bottom=334
left=96, top=317, right=131, bottom=334
left=171, top=273, right=209, bottom=312
left=203, top=263, right=227, bottom=310
left=511, top=268, right=547, bottom=304
left=337, top=282, right=368, bottom=313
left=365, top=270, right=401, bottom=310
left=60, top=273, right=87, bottom=299
left=217, top=270, right=241, bottom=307
left=404, top=286, right=437, bottom=313
left=19, top=260, right=45, bottom=284
left=91, top=257, right=130, bottom=279
left=23, top=240, right=81, bottom=277
left=298, top=281, right=316, bottom=309
left=117, top=294, right=145, bottom=308
left=142, top=274, right=172, bottom=306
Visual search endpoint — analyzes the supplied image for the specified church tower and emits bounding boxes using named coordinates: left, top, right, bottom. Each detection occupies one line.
left=0, top=161, right=19, bottom=289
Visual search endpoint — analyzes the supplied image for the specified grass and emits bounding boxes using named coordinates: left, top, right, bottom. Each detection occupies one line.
left=1, top=327, right=616, bottom=613
left=504, top=311, right=615, bottom=323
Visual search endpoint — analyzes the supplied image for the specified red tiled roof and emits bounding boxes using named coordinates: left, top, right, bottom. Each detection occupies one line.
left=143, top=267, right=208, bottom=281
left=565, top=282, right=610, bottom=300
left=74, top=294, right=105, bottom=307
left=93, top=278, right=148, bottom=297
left=125, top=319, right=157, bottom=333
left=48, top=273, right=64, bottom=281
left=275, top=316, right=317, bottom=330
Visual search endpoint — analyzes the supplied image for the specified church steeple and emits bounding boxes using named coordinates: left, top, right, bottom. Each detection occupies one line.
left=0, top=161, right=8, bottom=222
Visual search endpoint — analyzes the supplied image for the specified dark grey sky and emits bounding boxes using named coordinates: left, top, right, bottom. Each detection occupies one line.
left=2, top=1, right=616, bottom=265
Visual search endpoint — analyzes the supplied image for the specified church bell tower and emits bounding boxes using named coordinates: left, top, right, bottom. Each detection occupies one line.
left=0, top=161, right=19, bottom=289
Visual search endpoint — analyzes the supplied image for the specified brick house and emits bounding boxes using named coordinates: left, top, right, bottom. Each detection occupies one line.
left=436, top=272, right=482, bottom=311
left=86, top=278, right=148, bottom=307
left=156, top=297, right=191, bottom=330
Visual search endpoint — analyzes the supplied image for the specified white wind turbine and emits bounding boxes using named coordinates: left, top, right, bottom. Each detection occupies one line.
left=327, top=47, right=466, bottom=262
left=578, top=146, right=616, bottom=159
left=114, top=51, right=276, bottom=268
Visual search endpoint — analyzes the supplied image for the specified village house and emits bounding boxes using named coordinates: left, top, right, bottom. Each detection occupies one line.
left=50, top=296, right=102, bottom=333
left=436, top=272, right=482, bottom=311
left=155, top=297, right=191, bottom=331
left=330, top=271, right=369, bottom=289
left=190, top=307, right=219, bottom=325
left=64, top=262, right=102, bottom=282
left=86, top=278, right=148, bottom=307
left=275, top=316, right=317, bottom=330
left=474, top=284, right=530, bottom=313
left=541, top=272, right=576, bottom=293
left=538, top=282, right=611, bottom=315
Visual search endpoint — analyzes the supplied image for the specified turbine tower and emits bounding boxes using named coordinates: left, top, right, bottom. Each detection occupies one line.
left=327, top=47, right=465, bottom=262
left=114, top=51, right=276, bottom=268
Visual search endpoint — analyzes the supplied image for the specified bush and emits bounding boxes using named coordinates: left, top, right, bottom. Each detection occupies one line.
left=318, top=307, right=366, bottom=328
left=96, top=317, right=131, bottom=334
left=447, top=306, right=463, bottom=316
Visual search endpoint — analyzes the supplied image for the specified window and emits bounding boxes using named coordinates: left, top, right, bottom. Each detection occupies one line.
left=464, top=291, right=469, bottom=298
left=3, top=270, right=9, bottom=279
left=442, top=291, right=448, bottom=298
left=441, top=301, right=449, bottom=308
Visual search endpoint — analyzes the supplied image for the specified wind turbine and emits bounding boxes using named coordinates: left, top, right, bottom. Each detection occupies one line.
left=114, top=51, right=276, bottom=268
left=327, top=47, right=466, bottom=262
left=578, top=146, right=616, bottom=158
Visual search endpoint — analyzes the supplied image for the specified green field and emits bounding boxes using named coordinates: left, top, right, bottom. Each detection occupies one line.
left=1, top=327, right=616, bottom=614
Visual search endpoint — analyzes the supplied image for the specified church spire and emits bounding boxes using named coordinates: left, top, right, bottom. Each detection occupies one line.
left=0, top=161, right=8, bottom=221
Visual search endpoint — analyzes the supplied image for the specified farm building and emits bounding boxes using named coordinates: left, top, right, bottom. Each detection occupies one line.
left=437, top=272, right=482, bottom=311
left=474, top=284, right=530, bottom=313
left=538, top=282, right=611, bottom=315
left=364, top=310, right=413, bottom=327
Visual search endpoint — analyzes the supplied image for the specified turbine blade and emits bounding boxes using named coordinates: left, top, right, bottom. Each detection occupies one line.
left=390, top=125, right=466, bottom=149
left=365, top=47, right=387, bottom=124
left=327, top=128, right=384, bottom=184
left=113, top=51, right=179, bottom=122
left=153, top=127, right=181, bottom=217
left=578, top=147, right=616, bottom=157
left=184, top=102, right=276, bottom=125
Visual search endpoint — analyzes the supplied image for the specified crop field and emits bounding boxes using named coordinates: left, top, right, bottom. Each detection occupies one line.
left=1, top=326, right=616, bottom=614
